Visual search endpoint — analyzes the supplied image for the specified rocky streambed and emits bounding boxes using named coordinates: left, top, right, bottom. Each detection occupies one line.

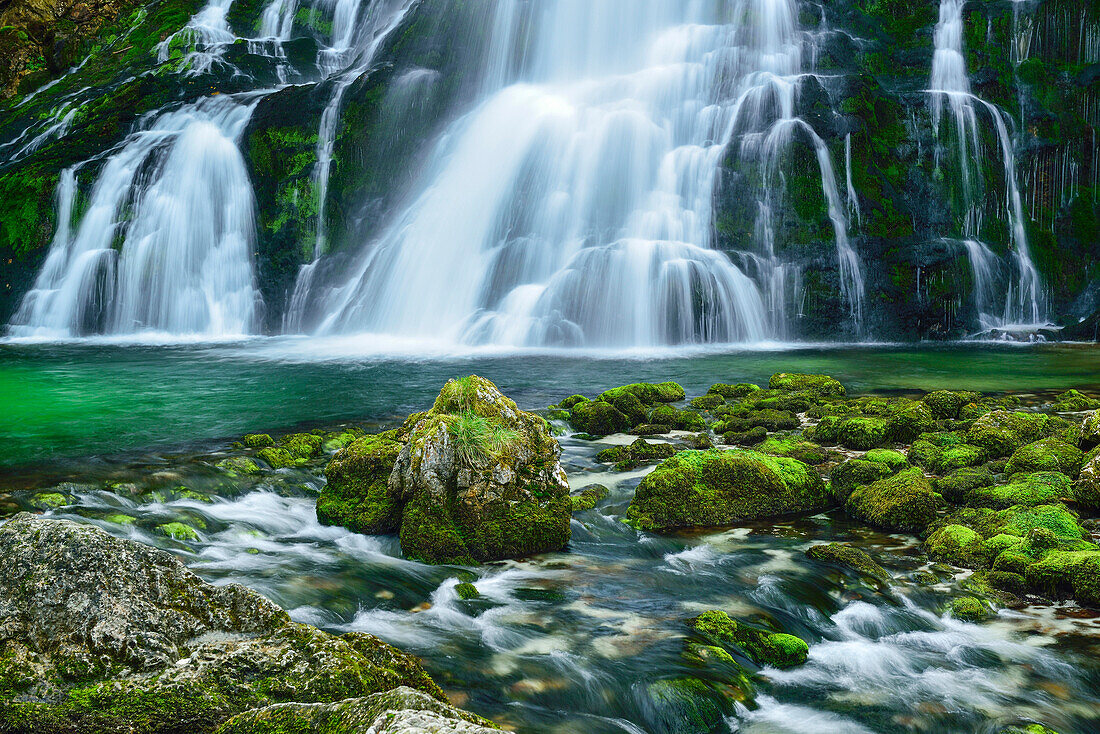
left=2, top=373, right=1099, bottom=733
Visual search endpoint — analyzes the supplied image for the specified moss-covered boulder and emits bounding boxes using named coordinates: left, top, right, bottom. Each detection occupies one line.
left=845, top=467, right=939, bottom=532
left=768, top=373, right=845, bottom=397
left=279, top=432, right=324, bottom=460
left=648, top=404, right=707, bottom=432
left=1076, top=450, right=1100, bottom=508
left=966, top=411, right=1060, bottom=458
left=389, top=376, right=571, bottom=564
left=966, top=472, right=1074, bottom=509
left=257, top=446, right=296, bottom=469
left=829, top=458, right=895, bottom=502
left=214, top=687, right=501, bottom=733
left=1024, top=550, right=1100, bottom=607
left=688, top=610, right=808, bottom=669
left=934, top=466, right=995, bottom=502
left=925, top=524, right=990, bottom=568
left=596, top=438, right=678, bottom=470
left=837, top=417, right=890, bottom=450
left=625, top=449, right=828, bottom=531
left=571, top=484, right=609, bottom=512
left=708, top=383, right=761, bottom=399
left=922, top=390, right=981, bottom=419
left=723, top=425, right=768, bottom=446
left=242, top=433, right=275, bottom=448
left=757, top=436, right=833, bottom=465
left=1081, top=411, right=1100, bottom=450
left=1005, top=437, right=1084, bottom=477
left=907, top=432, right=987, bottom=474
left=568, top=399, right=630, bottom=435
left=0, top=514, right=451, bottom=733
left=215, top=456, right=262, bottom=477
left=805, top=543, right=889, bottom=583
left=886, top=402, right=937, bottom=442
left=317, top=433, right=405, bottom=534
left=1051, top=389, right=1100, bottom=412
left=596, top=381, right=686, bottom=405
left=948, top=596, right=990, bottom=621
left=646, top=678, right=738, bottom=734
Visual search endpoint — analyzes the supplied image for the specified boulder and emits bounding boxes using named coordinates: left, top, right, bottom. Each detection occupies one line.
left=0, top=514, right=449, bottom=733
left=1082, top=411, right=1100, bottom=449
left=568, top=399, right=630, bottom=435
left=389, top=376, right=571, bottom=564
left=966, top=411, right=1060, bottom=458
left=805, top=543, right=889, bottom=583
left=886, top=402, right=937, bottom=442
left=966, top=472, right=1074, bottom=509
left=625, top=449, right=828, bottom=531
left=837, top=417, right=890, bottom=450
left=768, top=373, right=845, bottom=397
left=571, top=484, right=609, bottom=512
left=214, top=687, right=502, bottom=733
left=845, top=467, right=939, bottom=532
left=907, top=432, right=987, bottom=474
left=1005, top=437, right=1083, bottom=478
left=317, top=433, right=405, bottom=534
left=688, top=611, right=808, bottom=669
left=1076, top=449, right=1100, bottom=508
left=921, top=390, right=981, bottom=419
left=596, top=438, right=679, bottom=470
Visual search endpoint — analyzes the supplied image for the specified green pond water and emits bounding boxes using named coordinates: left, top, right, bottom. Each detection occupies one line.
left=1, top=340, right=1099, bottom=472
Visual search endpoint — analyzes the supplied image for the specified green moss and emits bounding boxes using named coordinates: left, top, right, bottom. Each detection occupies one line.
left=30, top=492, right=68, bottom=509
left=317, top=434, right=404, bottom=534
left=688, top=610, right=808, bottom=669
left=103, top=513, right=136, bottom=526
left=886, top=402, right=938, bottom=442
left=934, top=467, right=994, bottom=503
left=863, top=449, right=909, bottom=471
left=829, top=459, right=893, bottom=502
left=908, top=432, right=987, bottom=474
left=568, top=400, right=630, bottom=436
left=689, top=393, right=725, bottom=411
left=626, top=449, right=828, bottom=531
left=805, top=543, right=889, bottom=583
left=722, top=426, right=768, bottom=447
left=803, top=416, right=842, bottom=444
left=597, top=382, right=685, bottom=405
left=837, top=417, right=890, bottom=450
left=966, top=411, right=1060, bottom=459
left=949, top=596, right=989, bottom=621
left=156, top=522, right=198, bottom=541
left=1024, top=550, right=1100, bottom=606
left=925, top=524, right=989, bottom=568
left=215, top=457, right=262, bottom=477
left=596, top=438, right=678, bottom=471
left=279, top=433, right=323, bottom=460
left=1051, top=389, right=1100, bottom=412
left=757, top=436, right=831, bottom=465
left=967, top=472, right=1073, bottom=509
left=845, top=467, right=939, bottom=532
left=242, top=434, right=275, bottom=449
left=256, top=447, right=295, bottom=469
left=454, top=582, right=479, bottom=600
left=768, top=373, right=845, bottom=397
left=646, top=678, right=740, bottom=734
left=1005, top=437, right=1083, bottom=477
left=708, top=383, right=761, bottom=399
left=922, top=391, right=981, bottom=419
left=571, top=484, right=609, bottom=512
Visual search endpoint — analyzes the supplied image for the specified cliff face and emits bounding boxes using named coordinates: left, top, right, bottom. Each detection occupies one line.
left=0, top=0, right=1096, bottom=340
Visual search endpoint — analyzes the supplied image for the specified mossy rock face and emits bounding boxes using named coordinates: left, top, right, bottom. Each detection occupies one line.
left=688, top=610, right=808, bottom=669
left=647, top=404, right=707, bottom=432
left=1081, top=411, right=1100, bottom=450
left=625, top=449, right=828, bottom=531
left=0, top=515, right=451, bottom=734
left=925, top=524, right=990, bottom=569
left=689, top=393, right=725, bottom=411
left=390, top=376, right=572, bottom=564
left=966, top=472, right=1074, bottom=510
left=213, top=686, right=501, bottom=733
left=948, top=596, right=989, bottom=621
left=568, top=400, right=630, bottom=436
left=922, top=390, right=981, bottom=419
left=907, top=432, right=987, bottom=474
left=886, top=402, right=937, bottom=442
left=805, top=543, right=889, bottom=583
left=1077, top=450, right=1100, bottom=508
left=829, top=459, right=893, bottom=502
left=317, top=434, right=404, bottom=535
left=803, top=415, right=842, bottom=444
left=966, top=411, right=1060, bottom=459
left=571, top=484, right=609, bottom=512
left=845, top=467, right=939, bottom=532
left=1005, top=437, right=1084, bottom=478
left=279, top=432, right=324, bottom=460
left=1023, top=550, right=1100, bottom=606
left=837, top=417, right=890, bottom=450
left=596, top=438, right=679, bottom=470
left=934, top=467, right=995, bottom=503
left=595, top=382, right=685, bottom=405
left=767, top=373, right=845, bottom=397
left=156, top=521, right=200, bottom=542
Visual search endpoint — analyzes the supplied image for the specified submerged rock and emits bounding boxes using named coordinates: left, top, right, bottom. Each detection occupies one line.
left=386, top=376, right=571, bottom=564
left=214, top=687, right=502, bottom=733
left=688, top=610, right=808, bottom=669
left=570, top=484, right=609, bottom=512
left=805, top=542, right=890, bottom=583
left=0, top=514, right=453, bottom=733
left=625, top=448, right=828, bottom=531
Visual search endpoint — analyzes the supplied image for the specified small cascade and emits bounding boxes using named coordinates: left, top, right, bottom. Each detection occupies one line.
left=158, top=0, right=238, bottom=75
left=9, top=97, right=262, bottom=338
left=929, top=0, right=1047, bottom=329
left=312, top=0, right=862, bottom=346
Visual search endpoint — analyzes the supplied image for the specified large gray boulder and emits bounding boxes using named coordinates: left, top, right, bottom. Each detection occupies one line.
left=215, top=687, right=501, bottom=733
left=0, top=514, right=474, bottom=734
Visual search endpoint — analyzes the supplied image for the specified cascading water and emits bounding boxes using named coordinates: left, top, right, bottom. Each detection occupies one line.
left=9, top=97, right=262, bottom=338
left=311, top=0, right=863, bottom=347
left=930, top=0, right=1047, bottom=330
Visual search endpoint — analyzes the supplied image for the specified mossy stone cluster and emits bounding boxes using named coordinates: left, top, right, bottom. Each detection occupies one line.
left=561, top=381, right=692, bottom=436
left=595, top=438, right=679, bottom=470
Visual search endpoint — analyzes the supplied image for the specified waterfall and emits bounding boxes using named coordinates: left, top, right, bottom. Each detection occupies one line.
left=929, top=0, right=1047, bottom=329
left=9, top=97, right=262, bottom=338
left=310, top=0, right=860, bottom=347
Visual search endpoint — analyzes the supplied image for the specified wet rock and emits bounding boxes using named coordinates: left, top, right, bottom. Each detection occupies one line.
left=646, top=678, right=739, bottom=734
left=1005, top=437, right=1083, bottom=478
left=922, top=390, right=982, bottom=419
left=845, top=467, right=939, bottom=532
left=242, top=433, right=275, bottom=448
left=317, top=433, right=405, bottom=534
left=1050, top=389, right=1100, bottom=412
left=966, top=411, right=1065, bottom=459
left=279, top=432, right=324, bottom=460
left=214, top=687, right=503, bottom=733
left=907, top=431, right=987, bottom=474
left=388, top=376, right=571, bottom=564
left=966, top=472, right=1074, bottom=509
left=934, top=466, right=995, bottom=503
left=0, top=514, right=453, bottom=733
left=1081, top=411, right=1100, bottom=449
left=837, top=416, right=890, bottom=450
left=829, top=450, right=908, bottom=502
left=625, top=448, right=828, bottom=531
left=768, top=373, right=845, bottom=397
left=568, top=399, right=630, bottom=435
left=570, top=484, right=609, bottom=512
left=948, top=596, right=990, bottom=621
left=925, top=524, right=990, bottom=568
left=596, top=438, right=678, bottom=470
left=1076, top=449, right=1100, bottom=508
left=805, top=543, right=890, bottom=583
left=688, top=610, right=808, bottom=669
left=708, top=383, right=761, bottom=399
